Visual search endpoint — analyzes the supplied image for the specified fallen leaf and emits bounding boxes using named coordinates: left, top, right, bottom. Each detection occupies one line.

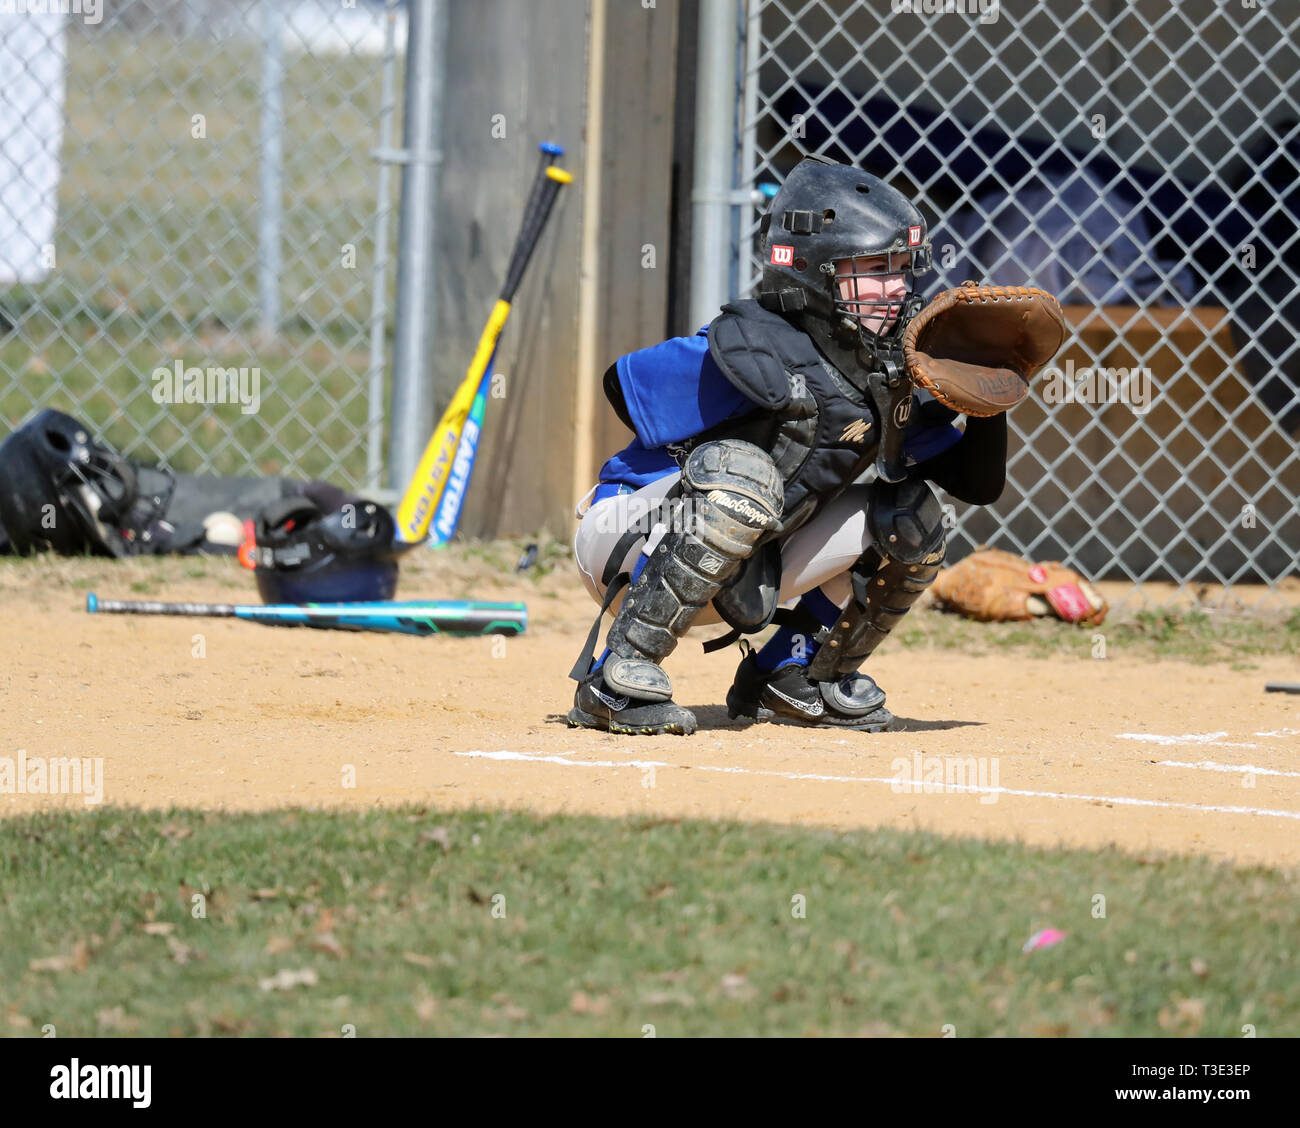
left=97, top=1006, right=131, bottom=1032
left=264, top=936, right=295, bottom=955
left=258, top=968, right=319, bottom=993
left=402, top=952, right=436, bottom=969
left=167, top=936, right=196, bottom=966
left=420, top=827, right=452, bottom=852
left=1190, top=957, right=1209, bottom=979
left=1158, top=997, right=1205, bottom=1035
left=641, top=991, right=695, bottom=1007
left=720, top=973, right=756, bottom=1000
left=160, top=823, right=193, bottom=842
left=251, top=888, right=282, bottom=901
left=414, top=989, right=437, bottom=1022
left=29, top=941, right=90, bottom=974
left=310, top=933, right=346, bottom=959
left=570, top=990, right=609, bottom=1016
left=141, top=922, right=175, bottom=936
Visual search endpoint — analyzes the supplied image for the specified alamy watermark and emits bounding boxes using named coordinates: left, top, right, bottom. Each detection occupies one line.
left=0, top=0, right=102, bottom=24
left=151, top=359, right=261, bottom=415
left=1041, top=359, right=1155, bottom=415
left=891, top=0, right=999, bottom=24
left=1, top=750, right=104, bottom=806
left=891, top=753, right=1001, bottom=804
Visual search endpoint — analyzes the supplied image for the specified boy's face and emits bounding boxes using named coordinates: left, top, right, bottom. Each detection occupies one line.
left=834, top=253, right=911, bottom=336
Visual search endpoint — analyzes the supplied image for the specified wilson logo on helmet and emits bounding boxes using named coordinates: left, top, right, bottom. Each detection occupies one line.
left=770, top=244, right=795, bottom=266
left=908, top=225, right=923, bottom=246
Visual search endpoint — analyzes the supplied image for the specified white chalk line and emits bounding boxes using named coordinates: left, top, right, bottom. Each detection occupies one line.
left=1117, top=732, right=1258, bottom=749
left=1158, top=759, right=1300, bottom=779
left=455, top=749, right=1300, bottom=821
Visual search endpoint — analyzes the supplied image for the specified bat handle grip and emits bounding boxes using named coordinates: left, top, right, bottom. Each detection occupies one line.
left=87, top=592, right=99, bottom=613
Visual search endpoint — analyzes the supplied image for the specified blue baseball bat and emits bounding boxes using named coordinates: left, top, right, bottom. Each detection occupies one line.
left=86, top=594, right=526, bottom=636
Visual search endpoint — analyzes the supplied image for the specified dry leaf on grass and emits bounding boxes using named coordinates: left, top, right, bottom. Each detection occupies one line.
left=1158, top=997, right=1206, bottom=1035
left=140, top=922, right=175, bottom=936
left=414, top=989, right=437, bottom=1022
left=258, top=968, right=319, bottom=992
left=29, top=941, right=90, bottom=974
left=420, top=827, right=452, bottom=852
left=166, top=936, right=197, bottom=966
left=720, top=973, right=756, bottom=1001
left=309, top=933, right=346, bottom=959
left=641, top=991, right=695, bottom=1008
left=570, top=991, right=609, bottom=1016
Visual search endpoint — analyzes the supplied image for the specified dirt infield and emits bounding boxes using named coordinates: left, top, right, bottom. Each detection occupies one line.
left=2, top=550, right=1297, bottom=869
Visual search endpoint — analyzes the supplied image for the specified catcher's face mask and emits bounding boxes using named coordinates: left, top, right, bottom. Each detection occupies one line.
left=830, top=248, right=928, bottom=340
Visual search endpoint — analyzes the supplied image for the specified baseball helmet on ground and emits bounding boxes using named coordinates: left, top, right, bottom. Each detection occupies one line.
left=248, top=492, right=400, bottom=604
left=0, top=408, right=172, bottom=556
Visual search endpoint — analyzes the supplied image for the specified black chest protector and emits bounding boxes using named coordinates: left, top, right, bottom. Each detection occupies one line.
left=707, top=300, right=881, bottom=538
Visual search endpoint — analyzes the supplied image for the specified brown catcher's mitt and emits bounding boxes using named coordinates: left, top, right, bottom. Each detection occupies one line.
left=903, top=283, right=1067, bottom=416
left=931, top=547, right=1107, bottom=625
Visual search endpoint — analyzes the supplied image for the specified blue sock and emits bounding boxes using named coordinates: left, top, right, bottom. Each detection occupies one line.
left=754, top=587, right=841, bottom=671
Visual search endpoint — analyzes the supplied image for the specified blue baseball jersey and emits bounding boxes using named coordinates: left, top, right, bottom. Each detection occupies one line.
left=595, top=329, right=962, bottom=502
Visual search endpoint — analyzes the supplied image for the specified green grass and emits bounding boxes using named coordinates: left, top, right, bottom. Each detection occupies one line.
left=897, top=605, right=1300, bottom=664
left=0, top=28, right=403, bottom=488
left=0, top=807, right=1294, bottom=1037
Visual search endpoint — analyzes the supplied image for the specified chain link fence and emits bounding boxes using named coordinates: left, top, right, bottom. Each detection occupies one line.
left=733, top=0, right=1299, bottom=603
left=0, top=0, right=407, bottom=493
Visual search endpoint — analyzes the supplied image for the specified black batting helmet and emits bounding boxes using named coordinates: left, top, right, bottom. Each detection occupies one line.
left=249, top=492, right=400, bottom=604
left=0, top=409, right=172, bottom=556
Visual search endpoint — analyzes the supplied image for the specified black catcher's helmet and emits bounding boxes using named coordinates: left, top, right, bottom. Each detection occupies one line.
left=250, top=492, right=400, bottom=604
left=0, top=408, right=172, bottom=556
left=757, top=156, right=932, bottom=351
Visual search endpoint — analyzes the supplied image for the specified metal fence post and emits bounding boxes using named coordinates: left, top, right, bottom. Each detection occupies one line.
left=689, top=0, right=739, bottom=332
left=258, top=0, right=284, bottom=336
left=388, top=0, right=447, bottom=495
left=366, top=0, right=402, bottom=492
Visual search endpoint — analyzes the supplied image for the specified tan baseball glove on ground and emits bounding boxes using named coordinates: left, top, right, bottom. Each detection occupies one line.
left=931, top=547, right=1108, bottom=625
left=903, top=283, right=1067, bottom=416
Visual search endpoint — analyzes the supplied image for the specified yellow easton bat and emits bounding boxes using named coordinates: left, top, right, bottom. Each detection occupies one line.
left=396, top=160, right=573, bottom=543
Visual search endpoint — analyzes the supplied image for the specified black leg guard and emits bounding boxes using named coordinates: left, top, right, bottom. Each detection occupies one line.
left=806, top=549, right=944, bottom=681
left=568, top=440, right=783, bottom=734
left=806, top=475, right=947, bottom=683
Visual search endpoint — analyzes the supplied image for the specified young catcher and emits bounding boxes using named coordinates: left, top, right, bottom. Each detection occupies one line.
left=566, top=156, right=1065, bottom=735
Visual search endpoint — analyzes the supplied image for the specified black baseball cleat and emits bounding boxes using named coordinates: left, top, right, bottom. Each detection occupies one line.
left=726, top=651, right=893, bottom=732
left=567, top=664, right=698, bottom=736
